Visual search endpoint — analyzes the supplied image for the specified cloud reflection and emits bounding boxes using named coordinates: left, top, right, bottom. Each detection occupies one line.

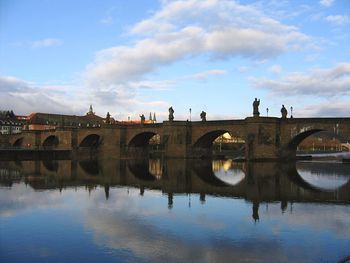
left=0, top=183, right=87, bottom=217
left=84, top=207, right=294, bottom=263
left=82, top=187, right=350, bottom=263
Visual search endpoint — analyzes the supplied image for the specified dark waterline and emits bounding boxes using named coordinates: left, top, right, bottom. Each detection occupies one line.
left=0, top=158, right=350, bottom=263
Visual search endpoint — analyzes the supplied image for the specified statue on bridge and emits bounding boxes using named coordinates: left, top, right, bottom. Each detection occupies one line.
left=106, top=112, right=111, bottom=124
left=168, top=107, right=174, bottom=121
left=253, top=98, right=260, bottom=117
left=87, top=104, right=95, bottom=116
left=281, top=105, right=287, bottom=119
left=200, top=111, right=206, bottom=122
left=140, top=114, right=145, bottom=124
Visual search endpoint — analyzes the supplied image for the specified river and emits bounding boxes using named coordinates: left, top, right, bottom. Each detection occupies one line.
left=0, top=158, right=349, bottom=263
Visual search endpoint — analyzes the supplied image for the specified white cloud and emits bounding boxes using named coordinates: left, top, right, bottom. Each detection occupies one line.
left=0, top=76, right=30, bottom=92
left=85, top=26, right=204, bottom=87
left=189, top=69, right=227, bottom=81
left=31, top=38, right=63, bottom=48
left=319, top=0, right=335, bottom=7
left=0, top=76, right=86, bottom=115
left=325, top=15, right=350, bottom=26
left=0, top=74, right=169, bottom=120
left=134, top=79, right=176, bottom=90
left=0, top=76, right=167, bottom=120
left=253, top=62, right=350, bottom=97
left=84, top=0, right=311, bottom=112
left=299, top=100, right=350, bottom=117
left=268, top=64, right=283, bottom=75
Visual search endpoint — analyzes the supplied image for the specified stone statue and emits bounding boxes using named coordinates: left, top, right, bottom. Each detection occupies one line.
left=106, top=112, right=111, bottom=124
left=140, top=114, right=145, bottom=123
left=253, top=98, right=260, bottom=117
left=87, top=104, right=94, bottom=115
left=168, top=107, right=174, bottom=121
left=200, top=111, right=206, bottom=122
left=281, top=105, right=287, bottom=119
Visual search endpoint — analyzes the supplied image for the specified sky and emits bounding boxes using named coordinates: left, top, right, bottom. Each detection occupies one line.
left=0, top=0, right=349, bottom=121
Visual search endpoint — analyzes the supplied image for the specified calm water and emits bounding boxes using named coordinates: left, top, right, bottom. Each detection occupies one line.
left=0, top=158, right=350, bottom=263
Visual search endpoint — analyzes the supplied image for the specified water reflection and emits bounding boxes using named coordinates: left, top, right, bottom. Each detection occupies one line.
left=297, top=161, right=350, bottom=191
left=79, top=159, right=99, bottom=175
left=0, top=159, right=350, bottom=262
left=128, top=159, right=158, bottom=181
left=149, top=158, right=162, bottom=179
left=1, top=159, right=350, bottom=204
left=212, top=159, right=246, bottom=186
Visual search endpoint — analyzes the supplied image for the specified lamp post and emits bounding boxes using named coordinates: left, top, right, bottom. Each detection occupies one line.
left=290, top=106, right=293, bottom=118
left=266, top=108, right=269, bottom=117
left=189, top=108, right=192, bottom=122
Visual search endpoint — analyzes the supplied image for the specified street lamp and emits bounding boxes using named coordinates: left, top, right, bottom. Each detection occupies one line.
left=290, top=106, right=293, bottom=118
left=189, top=108, right=192, bottom=122
left=266, top=108, right=269, bottom=117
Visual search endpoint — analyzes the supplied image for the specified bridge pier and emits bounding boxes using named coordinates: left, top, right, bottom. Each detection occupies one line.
left=162, top=121, right=192, bottom=158
left=245, top=117, right=280, bottom=161
left=96, top=128, right=122, bottom=159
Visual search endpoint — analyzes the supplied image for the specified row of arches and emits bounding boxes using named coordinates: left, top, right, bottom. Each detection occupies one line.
left=12, top=134, right=101, bottom=149
left=132, top=129, right=349, bottom=158
left=11, top=129, right=349, bottom=157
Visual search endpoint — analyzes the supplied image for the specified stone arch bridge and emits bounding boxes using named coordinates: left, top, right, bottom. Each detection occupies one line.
left=9, top=117, right=350, bottom=160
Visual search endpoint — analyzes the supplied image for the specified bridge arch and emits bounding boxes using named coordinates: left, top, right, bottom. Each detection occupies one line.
left=13, top=137, right=24, bottom=147
left=194, top=130, right=229, bottom=148
left=193, top=129, right=245, bottom=159
left=79, top=134, right=101, bottom=148
left=42, top=135, right=59, bottom=148
left=287, top=129, right=324, bottom=151
left=127, top=131, right=162, bottom=158
left=128, top=132, right=159, bottom=147
left=284, top=127, right=349, bottom=159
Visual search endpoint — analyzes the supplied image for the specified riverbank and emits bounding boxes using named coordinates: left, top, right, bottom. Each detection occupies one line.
left=297, top=152, right=350, bottom=162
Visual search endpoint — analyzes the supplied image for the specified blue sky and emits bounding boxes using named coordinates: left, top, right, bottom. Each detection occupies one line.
left=0, top=0, right=349, bottom=121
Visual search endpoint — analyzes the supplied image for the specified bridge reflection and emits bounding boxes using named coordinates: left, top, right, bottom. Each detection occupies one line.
left=2, top=158, right=350, bottom=221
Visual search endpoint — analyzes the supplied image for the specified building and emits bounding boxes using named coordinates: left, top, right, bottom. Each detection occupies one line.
left=0, top=119, right=23, bottom=135
left=1, top=106, right=158, bottom=134
left=23, top=105, right=105, bottom=130
left=0, top=111, right=23, bottom=135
